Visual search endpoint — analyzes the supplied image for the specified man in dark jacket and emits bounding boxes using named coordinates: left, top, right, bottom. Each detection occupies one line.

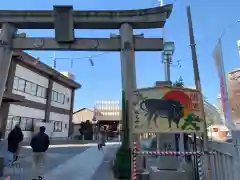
left=30, top=126, right=50, bottom=180
left=7, top=124, right=23, bottom=163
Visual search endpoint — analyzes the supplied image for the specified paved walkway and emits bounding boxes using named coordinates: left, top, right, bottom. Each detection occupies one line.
left=44, top=143, right=120, bottom=180
left=2, top=141, right=120, bottom=180
left=90, top=145, right=118, bottom=180
left=3, top=144, right=89, bottom=180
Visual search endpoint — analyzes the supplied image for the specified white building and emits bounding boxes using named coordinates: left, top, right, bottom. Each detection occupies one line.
left=185, top=85, right=223, bottom=125
left=204, top=99, right=224, bottom=125
left=1, top=51, right=81, bottom=139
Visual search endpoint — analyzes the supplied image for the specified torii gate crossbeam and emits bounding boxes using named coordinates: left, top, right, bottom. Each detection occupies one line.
left=12, top=37, right=164, bottom=51
left=0, top=5, right=172, bottom=29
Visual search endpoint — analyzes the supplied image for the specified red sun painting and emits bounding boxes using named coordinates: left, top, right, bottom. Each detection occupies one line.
left=163, top=90, right=192, bottom=117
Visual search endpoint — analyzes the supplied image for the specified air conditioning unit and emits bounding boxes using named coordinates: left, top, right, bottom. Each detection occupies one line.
left=60, top=72, right=76, bottom=80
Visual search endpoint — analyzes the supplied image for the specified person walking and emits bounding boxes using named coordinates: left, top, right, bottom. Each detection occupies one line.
left=97, top=130, right=105, bottom=152
left=30, top=126, right=50, bottom=180
left=7, top=124, right=23, bottom=164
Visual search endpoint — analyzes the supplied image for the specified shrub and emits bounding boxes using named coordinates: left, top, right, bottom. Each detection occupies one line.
left=112, top=145, right=131, bottom=179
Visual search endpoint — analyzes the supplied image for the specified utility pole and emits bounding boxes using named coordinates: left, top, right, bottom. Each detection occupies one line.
left=186, top=5, right=210, bottom=180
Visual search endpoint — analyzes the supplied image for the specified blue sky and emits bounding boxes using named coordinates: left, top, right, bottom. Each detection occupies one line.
left=2, top=0, right=240, bottom=110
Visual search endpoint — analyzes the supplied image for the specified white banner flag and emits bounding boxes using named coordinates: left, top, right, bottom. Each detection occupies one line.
left=213, top=40, right=225, bottom=78
left=213, top=40, right=234, bottom=129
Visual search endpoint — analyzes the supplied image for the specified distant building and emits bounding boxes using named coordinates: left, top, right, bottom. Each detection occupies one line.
left=94, top=100, right=121, bottom=122
left=207, top=124, right=229, bottom=141
left=73, top=108, right=94, bottom=124
left=204, top=99, right=223, bottom=125
left=216, top=69, right=240, bottom=125
left=1, top=51, right=81, bottom=139
left=227, top=69, right=240, bottom=124
left=72, top=108, right=94, bottom=137
left=72, top=100, right=121, bottom=139
left=93, top=100, right=121, bottom=139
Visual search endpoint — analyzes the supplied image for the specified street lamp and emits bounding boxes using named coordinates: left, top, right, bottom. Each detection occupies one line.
left=162, top=42, right=175, bottom=81
left=157, top=41, right=175, bottom=162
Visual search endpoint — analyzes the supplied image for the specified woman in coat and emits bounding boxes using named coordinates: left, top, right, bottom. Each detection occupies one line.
left=97, top=130, right=105, bottom=151
left=7, top=124, right=23, bottom=164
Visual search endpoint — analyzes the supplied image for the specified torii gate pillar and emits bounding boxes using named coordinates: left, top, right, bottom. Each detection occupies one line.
left=0, top=23, right=17, bottom=107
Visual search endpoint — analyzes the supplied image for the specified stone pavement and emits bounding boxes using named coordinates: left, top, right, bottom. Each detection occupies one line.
left=1, top=141, right=120, bottom=180
left=2, top=142, right=89, bottom=180
left=43, top=142, right=120, bottom=180
left=90, top=145, right=119, bottom=180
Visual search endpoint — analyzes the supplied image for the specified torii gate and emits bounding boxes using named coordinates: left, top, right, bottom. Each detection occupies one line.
left=0, top=5, right=173, bottom=173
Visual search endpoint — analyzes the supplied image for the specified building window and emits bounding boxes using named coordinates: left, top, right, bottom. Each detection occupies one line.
left=20, top=117, right=27, bottom=130
left=58, top=93, right=64, bottom=104
left=17, top=78, right=26, bottom=92
left=12, top=116, right=20, bottom=129
left=6, top=116, right=13, bottom=130
left=37, top=86, right=46, bottom=98
left=25, top=81, right=32, bottom=94
left=13, top=76, right=47, bottom=99
left=20, top=117, right=33, bottom=131
left=53, top=121, right=62, bottom=132
left=30, top=83, right=37, bottom=96
left=52, top=91, right=65, bottom=104
left=7, top=116, right=34, bottom=131
left=25, top=118, right=33, bottom=131
left=13, top=77, right=19, bottom=90
left=52, top=91, right=58, bottom=102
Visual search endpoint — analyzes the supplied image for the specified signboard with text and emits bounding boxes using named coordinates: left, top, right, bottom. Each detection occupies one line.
left=132, top=86, right=204, bottom=133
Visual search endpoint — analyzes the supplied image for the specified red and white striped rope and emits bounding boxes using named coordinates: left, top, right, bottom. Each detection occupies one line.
left=133, top=151, right=216, bottom=156
left=132, top=142, right=138, bottom=180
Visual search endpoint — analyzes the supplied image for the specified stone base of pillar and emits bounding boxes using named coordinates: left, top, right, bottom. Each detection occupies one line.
left=149, top=166, right=189, bottom=180
left=157, top=156, right=178, bottom=170
left=136, top=170, right=150, bottom=180
left=157, top=134, right=178, bottom=170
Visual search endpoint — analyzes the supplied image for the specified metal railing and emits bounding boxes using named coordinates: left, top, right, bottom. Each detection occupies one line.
left=207, top=140, right=235, bottom=180
left=141, top=132, right=240, bottom=180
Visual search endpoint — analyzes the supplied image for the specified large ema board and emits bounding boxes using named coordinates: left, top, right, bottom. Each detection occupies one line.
left=132, top=86, right=204, bottom=133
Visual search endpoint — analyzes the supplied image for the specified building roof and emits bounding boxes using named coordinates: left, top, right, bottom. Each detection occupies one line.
left=73, top=108, right=93, bottom=114
left=12, top=51, right=81, bottom=89
left=229, top=68, right=240, bottom=74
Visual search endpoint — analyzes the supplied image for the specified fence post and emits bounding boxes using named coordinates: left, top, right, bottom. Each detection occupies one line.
left=232, top=130, right=240, bottom=180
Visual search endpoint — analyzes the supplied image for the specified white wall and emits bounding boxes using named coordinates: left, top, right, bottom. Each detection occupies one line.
left=50, top=112, right=69, bottom=138
left=13, top=64, right=49, bottom=104
left=51, top=82, right=72, bottom=110
left=96, top=115, right=121, bottom=121
left=9, top=104, right=45, bottom=119
left=34, top=121, right=54, bottom=138
left=13, top=90, right=47, bottom=104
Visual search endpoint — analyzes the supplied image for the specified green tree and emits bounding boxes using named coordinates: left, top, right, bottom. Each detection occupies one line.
left=173, top=76, right=184, bottom=88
